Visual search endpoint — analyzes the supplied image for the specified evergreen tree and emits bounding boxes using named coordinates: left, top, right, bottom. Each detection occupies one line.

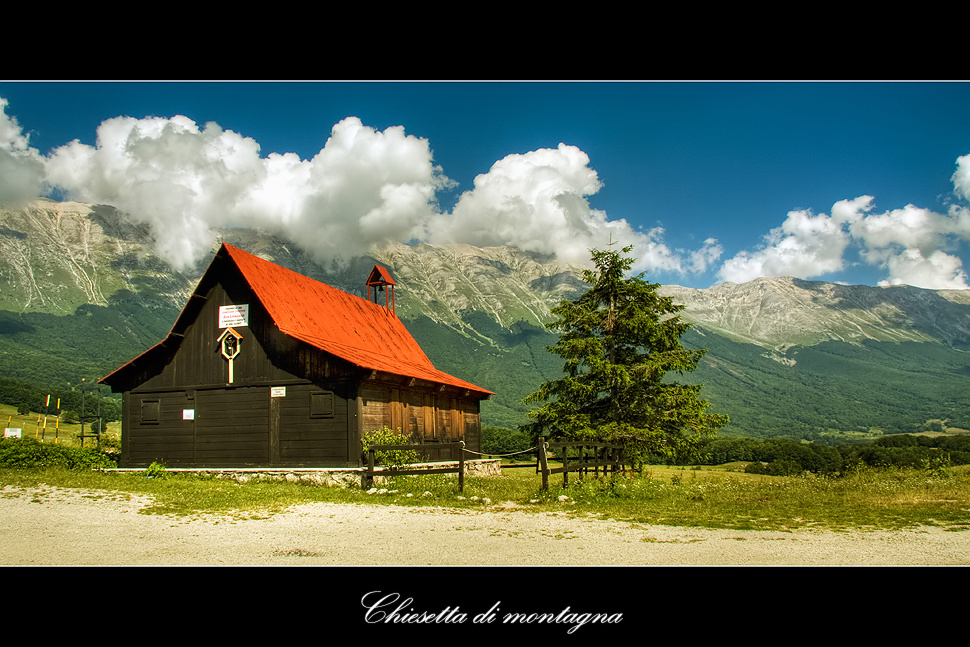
left=523, top=244, right=728, bottom=466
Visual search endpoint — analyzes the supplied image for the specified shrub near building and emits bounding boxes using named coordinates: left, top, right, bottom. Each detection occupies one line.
left=0, top=437, right=117, bottom=469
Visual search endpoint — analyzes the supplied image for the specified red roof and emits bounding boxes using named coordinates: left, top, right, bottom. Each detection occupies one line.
left=101, top=243, right=492, bottom=397
left=366, top=265, right=396, bottom=286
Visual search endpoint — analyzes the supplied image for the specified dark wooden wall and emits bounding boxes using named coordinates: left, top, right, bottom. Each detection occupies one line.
left=117, top=258, right=483, bottom=468
left=130, top=277, right=355, bottom=392
left=277, top=382, right=355, bottom=464
left=122, top=382, right=359, bottom=468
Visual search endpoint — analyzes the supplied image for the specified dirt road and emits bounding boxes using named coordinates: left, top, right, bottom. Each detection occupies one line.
left=2, top=485, right=968, bottom=566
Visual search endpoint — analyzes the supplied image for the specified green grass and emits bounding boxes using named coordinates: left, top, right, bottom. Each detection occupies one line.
left=2, top=461, right=969, bottom=532
left=561, top=464, right=970, bottom=531
left=0, top=402, right=120, bottom=450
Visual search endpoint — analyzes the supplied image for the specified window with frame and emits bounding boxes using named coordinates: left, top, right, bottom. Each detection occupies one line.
left=310, top=391, right=335, bottom=418
left=140, top=399, right=160, bottom=424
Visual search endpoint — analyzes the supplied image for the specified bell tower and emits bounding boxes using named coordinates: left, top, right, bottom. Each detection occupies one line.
left=366, top=265, right=396, bottom=314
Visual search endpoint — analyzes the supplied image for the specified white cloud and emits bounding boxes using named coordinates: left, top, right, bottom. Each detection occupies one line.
left=877, top=248, right=968, bottom=290
left=828, top=195, right=970, bottom=289
left=718, top=206, right=851, bottom=284
left=687, top=238, right=725, bottom=274
left=718, top=157, right=970, bottom=290
left=45, top=115, right=266, bottom=268
left=841, top=199, right=970, bottom=253
left=426, top=143, right=718, bottom=274
left=44, top=115, right=450, bottom=270
left=0, top=97, right=46, bottom=205
left=2, top=96, right=724, bottom=278
left=8, top=92, right=970, bottom=290
left=952, top=154, right=970, bottom=202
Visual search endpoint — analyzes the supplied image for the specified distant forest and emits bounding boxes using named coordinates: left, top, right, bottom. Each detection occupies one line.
left=0, top=375, right=120, bottom=423
left=482, top=425, right=970, bottom=474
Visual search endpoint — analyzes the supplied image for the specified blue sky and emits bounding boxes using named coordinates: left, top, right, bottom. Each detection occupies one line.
left=2, top=80, right=969, bottom=290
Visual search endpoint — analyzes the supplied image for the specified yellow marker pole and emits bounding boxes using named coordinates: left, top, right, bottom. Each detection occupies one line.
left=42, top=395, right=50, bottom=442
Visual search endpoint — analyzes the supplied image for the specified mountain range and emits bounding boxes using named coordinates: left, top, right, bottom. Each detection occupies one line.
left=3, top=198, right=970, bottom=441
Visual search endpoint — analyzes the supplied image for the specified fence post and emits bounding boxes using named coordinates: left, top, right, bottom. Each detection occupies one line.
left=539, top=441, right=549, bottom=492
left=366, top=447, right=375, bottom=489
left=458, top=441, right=465, bottom=493
left=562, top=446, right=569, bottom=488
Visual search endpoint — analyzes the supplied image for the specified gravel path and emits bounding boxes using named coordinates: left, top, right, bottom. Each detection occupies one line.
left=2, top=485, right=968, bottom=566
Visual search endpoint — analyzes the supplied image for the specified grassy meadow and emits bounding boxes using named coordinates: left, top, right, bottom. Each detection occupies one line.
left=1, top=402, right=120, bottom=450
left=1, top=451, right=968, bottom=533
left=3, top=400, right=968, bottom=533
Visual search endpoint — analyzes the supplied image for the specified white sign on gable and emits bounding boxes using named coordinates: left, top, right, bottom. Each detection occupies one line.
left=219, top=304, right=249, bottom=328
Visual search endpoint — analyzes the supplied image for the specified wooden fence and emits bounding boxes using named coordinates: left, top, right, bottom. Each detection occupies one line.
left=539, top=441, right=625, bottom=491
left=364, top=441, right=466, bottom=491
left=362, top=439, right=624, bottom=493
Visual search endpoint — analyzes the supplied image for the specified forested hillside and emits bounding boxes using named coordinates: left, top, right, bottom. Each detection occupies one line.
left=683, top=329, right=970, bottom=441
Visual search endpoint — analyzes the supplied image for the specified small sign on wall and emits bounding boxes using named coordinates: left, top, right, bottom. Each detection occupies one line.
left=219, top=304, right=249, bottom=328
left=271, top=386, right=286, bottom=398
left=183, top=409, right=195, bottom=420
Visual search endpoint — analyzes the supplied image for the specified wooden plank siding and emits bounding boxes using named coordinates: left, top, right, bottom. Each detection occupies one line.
left=358, top=380, right=482, bottom=464
left=195, top=387, right=270, bottom=465
left=123, top=391, right=197, bottom=466
left=277, top=383, right=353, bottom=464
left=117, top=272, right=362, bottom=467
left=128, top=281, right=355, bottom=392
left=122, top=383, right=358, bottom=468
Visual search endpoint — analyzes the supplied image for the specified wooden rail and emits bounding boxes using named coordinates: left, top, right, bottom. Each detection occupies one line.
left=539, top=441, right=624, bottom=491
left=364, top=441, right=466, bottom=492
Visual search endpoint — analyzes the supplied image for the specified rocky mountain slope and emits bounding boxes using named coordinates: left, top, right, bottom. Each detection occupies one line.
left=661, top=277, right=970, bottom=351
left=4, top=199, right=970, bottom=437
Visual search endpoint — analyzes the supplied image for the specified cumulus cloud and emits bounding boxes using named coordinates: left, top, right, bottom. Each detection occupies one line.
left=877, top=248, right=968, bottom=290
left=686, top=238, right=726, bottom=274
left=718, top=205, right=852, bottom=284
left=840, top=197, right=970, bottom=289
left=44, top=115, right=450, bottom=270
left=0, top=98, right=46, bottom=205
left=29, top=95, right=970, bottom=289
left=952, top=154, right=970, bottom=202
left=425, top=143, right=718, bottom=274
left=718, top=160, right=970, bottom=290
left=7, top=93, right=970, bottom=290
left=10, top=98, right=718, bottom=278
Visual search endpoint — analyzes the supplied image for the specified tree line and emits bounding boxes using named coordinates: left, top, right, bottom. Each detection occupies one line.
left=0, top=376, right=120, bottom=425
left=699, top=434, right=969, bottom=475
left=482, top=425, right=970, bottom=475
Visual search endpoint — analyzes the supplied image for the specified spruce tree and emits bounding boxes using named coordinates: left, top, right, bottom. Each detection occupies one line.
left=523, top=244, right=728, bottom=466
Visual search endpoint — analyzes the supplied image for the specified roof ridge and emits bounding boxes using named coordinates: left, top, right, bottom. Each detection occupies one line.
left=221, top=243, right=491, bottom=395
